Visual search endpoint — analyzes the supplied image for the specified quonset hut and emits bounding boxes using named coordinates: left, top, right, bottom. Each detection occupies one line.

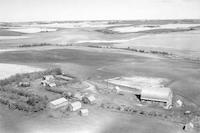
left=140, top=87, right=173, bottom=109
left=106, top=76, right=173, bottom=109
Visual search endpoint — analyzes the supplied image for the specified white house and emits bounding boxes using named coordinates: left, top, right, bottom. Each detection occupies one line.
left=48, top=97, right=68, bottom=109
left=68, top=101, right=82, bottom=111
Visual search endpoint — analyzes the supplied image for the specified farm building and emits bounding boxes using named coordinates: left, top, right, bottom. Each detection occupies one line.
left=48, top=82, right=56, bottom=87
left=140, top=87, right=173, bottom=109
left=43, top=75, right=54, bottom=81
left=183, top=122, right=194, bottom=131
left=80, top=109, right=89, bottom=116
left=48, top=97, right=68, bottom=109
left=68, top=101, right=82, bottom=111
left=18, top=82, right=30, bottom=87
left=73, top=92, right=83, bottom=101
left=55, top=75, right=73, bottom=81
left=41, top=80, right=56, bottom=87
left=106, top=77, right=173, bottom=109
left=82, top=95, right=96, bottom=104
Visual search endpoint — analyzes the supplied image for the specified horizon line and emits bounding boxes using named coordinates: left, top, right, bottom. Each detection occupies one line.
left=1, top=18, right=200, bottom=23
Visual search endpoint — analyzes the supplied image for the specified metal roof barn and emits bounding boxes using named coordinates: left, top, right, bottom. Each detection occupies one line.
left=48, top=97, right=68, bottom=109
left=141, top=87, right=173, bottom=109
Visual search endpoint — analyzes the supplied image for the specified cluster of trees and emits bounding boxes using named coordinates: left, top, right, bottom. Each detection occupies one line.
left=0, top=68, right=62, bottom=87
left=87, top=45, right=112, bottom=49
left=0, top=88, right=48, bottom=112
left=126, top=47, right=172, bottom=56
left=18, top=43, right=52, bottom=48
left=0, top=68, right=62, bottom=112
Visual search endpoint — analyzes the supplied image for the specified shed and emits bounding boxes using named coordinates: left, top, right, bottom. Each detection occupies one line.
left=55, top=75, right=73, bottom=81
left=176, top=99, right=183, bottom=107
left=41, top=80, right=56, bottom=87
left=18, top=82, right=30, bottom=87
left=141, top=87, right=173, bottom=109
left=80, top=109, right=89, bottom=116
left=48, top=82, right=56, bottom=87
left=48, top=97, right=68, bottom=109
left=73, top=92, right=83, bottom=101
left=82, top=95, right=96, bottom=104
left=68, top=101, right=82, bottom=111
left=183, top=122, right=194, bottom=131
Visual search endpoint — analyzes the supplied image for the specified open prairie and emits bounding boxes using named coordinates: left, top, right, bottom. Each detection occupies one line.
left=0, top=20, right=200, bottom=133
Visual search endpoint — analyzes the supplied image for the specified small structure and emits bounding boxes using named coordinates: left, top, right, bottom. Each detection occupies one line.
left=183, top=122, right=194, bottom=131
left=18, top=82, right=30, bottom=87
left=68, top=101, right=82, bottom=111
left=41, top=80, right=56, bottom=87
left=48, top=82, right=56, bottom=87
left=82, top=95, right=96, bottom=104
left=80, top=109, right=89, bottom=116
left=55, top=75, right=73, bottom=81
left=73, top=92, right=83, bottom=101
left=43, top=75, right=54, bottom=81
left=48, top=97, right=68, bottom=110
left=63, top=91, right=73, bottom=98
left=176, top=99, right=183, bottom=107
left=140, top=87, right=173, bottom=109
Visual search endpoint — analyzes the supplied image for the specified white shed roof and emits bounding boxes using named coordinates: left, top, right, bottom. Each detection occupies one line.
left=50, top=97, right=68, bottom=106
left=69, top=101, right=82, bottom=107
left=141, top=87, right=172, bottom=102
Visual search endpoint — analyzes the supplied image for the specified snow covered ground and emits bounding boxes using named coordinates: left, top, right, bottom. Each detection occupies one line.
left=111, top=24, right=200, bottom=33
left=7, top=27, right=57, bottom=33
left=0, top=63, right=43, bottom=80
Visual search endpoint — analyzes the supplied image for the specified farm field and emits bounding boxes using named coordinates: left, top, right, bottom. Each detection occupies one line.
left=0, top=20, right=200, bottom=133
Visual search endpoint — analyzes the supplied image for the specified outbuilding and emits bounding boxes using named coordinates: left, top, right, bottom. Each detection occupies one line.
left=68, top=101, right=82, bottom=111
left=73, top=92, right=83, bottom=101
left=183, top=122, right=194, bottom=131
left=80, top=109, right=89, bottom=116
left=82, top=95, right=96, bottom=104
left=48, top=97, right=68, bottom=110
left=48, top=82, right=56, bottom=87
left=140, top=87, right=173, bottom=109
left=18, top=82, right=30, bottom=87
left=43, top=75, right=54, bottom=81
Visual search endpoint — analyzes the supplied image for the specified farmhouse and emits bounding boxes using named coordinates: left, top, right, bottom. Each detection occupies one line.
left=68, top=101, right=82, bottom=111
left=140, top=87, right=173, bottom=109
left=48, top=97, right=68, bottom=109
left=41, top=80, right=56, bottom=87
left=43, top=75, right=54, bottom=81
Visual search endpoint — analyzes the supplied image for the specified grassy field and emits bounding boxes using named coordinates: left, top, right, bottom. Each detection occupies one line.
left=0, top=20, right=200, bottom=133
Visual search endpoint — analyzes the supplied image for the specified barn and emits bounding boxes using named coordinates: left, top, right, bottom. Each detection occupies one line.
left=140, top=87, right=173, bottom=109
left=48, top=97, right=68, bottom=109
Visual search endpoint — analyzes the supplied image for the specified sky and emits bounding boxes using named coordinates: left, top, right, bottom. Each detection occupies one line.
left=0, top=0, right=199, bottom=22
